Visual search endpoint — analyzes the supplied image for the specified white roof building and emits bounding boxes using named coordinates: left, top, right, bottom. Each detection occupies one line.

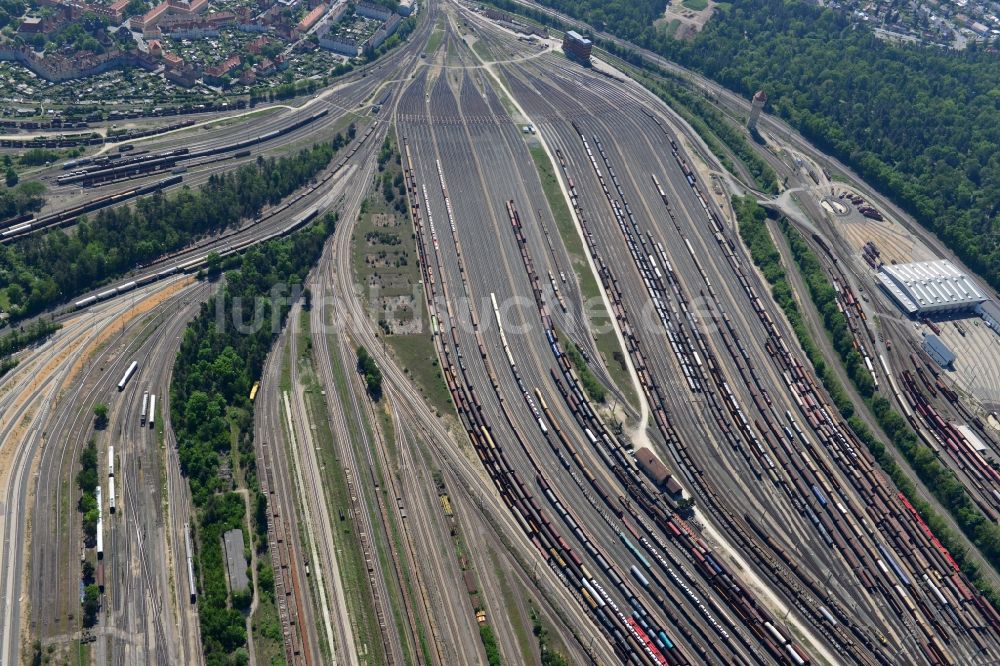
left=877, top=259, right=986, bottom=316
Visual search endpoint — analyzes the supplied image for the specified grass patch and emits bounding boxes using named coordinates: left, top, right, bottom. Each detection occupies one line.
left=376, top=406, right=434, bottom=664
left=682, top=0, right=708, bottom=10
left=385, top=334, right=453, bottom=416
left=353, top=136, right=424, bottom=334
left=426, top=27, right=444, bottom=55
left=367, top=475, right=414, bottom=666
left=495, top=85, right=518, bottom=117
left=280, top=338, right=292, bottom=393
left=480, top=624, right=502, bottom=666
left=377, top=403, right=399, bottom=464
left=564, top=339, right=605, bottom=403
left=490, top=552, right=533, bottom=664
left=530, top=603, right=571, bottom=666
left=332, top=387, right=410, bottom=664
left=354, top=134, right=455, bottom=419
left=527, top=144, right=637, bottom=408
left=528, top=145, right=591, bottom=292
left=250, top=551, right=284, bottom=666
left=472, top=39, right=493, bottom=61
left=306, top=345, right=386, bottom=665
left=203, top=107, right=279, bottom=130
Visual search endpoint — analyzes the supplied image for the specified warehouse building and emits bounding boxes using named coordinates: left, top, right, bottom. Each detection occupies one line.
left=877, top=259, right=986, bottom=316
left=223, top=528, right=249, bottom=593
left=922, top=334, right=956, bottom=370
left=979, top=301, right=1000, bottom=332
left=634, top=447, right=683, bottom=499
left=562, top=30, right=592, bottom=62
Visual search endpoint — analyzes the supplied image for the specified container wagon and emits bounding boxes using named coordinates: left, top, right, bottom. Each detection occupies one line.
left=148, top=394, right=156, bottom=429
left=185, top=522, right=197, bottom=604
left=117, top=361, right=138, bottom=391
left=96, top=485, right=104, bottom=559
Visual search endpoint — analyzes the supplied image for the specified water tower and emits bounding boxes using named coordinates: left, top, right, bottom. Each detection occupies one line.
left=748, top=90, right=767, bottom=131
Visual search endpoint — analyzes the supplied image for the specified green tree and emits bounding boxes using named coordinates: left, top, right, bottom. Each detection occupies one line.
left=82, top=584, right=101, bottom=626
left=77, top=439, right=98, bottom=493
left=6, top=284, right=24, bottom=307
left=356, top=346, right=382, bottom=400
left=206, top=251, right=222, bottom=277
left=5, top=167, right=17, bottom=187
left=676, top=497, right=696, bottom=520
left=93, top=403, right=108, bottom=430
left=82, top=505, right=98, bottom=539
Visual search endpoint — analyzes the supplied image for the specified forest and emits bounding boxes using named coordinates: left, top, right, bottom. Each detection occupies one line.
left=170, top=215, right=335, bottom=664
left=0, top=130, right=349, bottom=320
left=534, top=0, right=662, bottom=38
left=531, top=0, right=1000, bottom=291
left=0, top=318, right=59, bottom=357
left=0, top=180, right=45, bottom=220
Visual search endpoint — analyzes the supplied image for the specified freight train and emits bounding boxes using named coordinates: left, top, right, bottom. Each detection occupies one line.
left=69, top=116, right=378, bottom=315
left=0, top=175, right=182, bottom=242
left=56, top=109, right=329, bottom=186
left=0, top=118, right=197, bottom=150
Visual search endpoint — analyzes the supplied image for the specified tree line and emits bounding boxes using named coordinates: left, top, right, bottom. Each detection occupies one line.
left=75, top=438, right=101, bottom=626
left=779, top=217, right=1000, bottom=607
left=783, top=224, right=875, bottom=397
left=170, top=215, right=335, bottom=664
left=526, top=0, right=1000, bottom=293
left=0, top=180, right=46, bottom=221
left=0, top=318, right=59, bottom=356
left=356, top=345, right=383, bottom=400
left=1, top=132, right=350, bottom=321
left=734, top=194, right=1000, bottom=609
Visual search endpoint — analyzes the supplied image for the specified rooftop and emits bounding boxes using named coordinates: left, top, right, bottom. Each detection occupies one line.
left=634, top=446, right=681, bottom=495
left=922, top=333, right=956, bottom=368
left=297, top=3, right=327, bottom=31
left=878, top=259, right=985, bottom=315
left=222, top=528, right=249, bottom=593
